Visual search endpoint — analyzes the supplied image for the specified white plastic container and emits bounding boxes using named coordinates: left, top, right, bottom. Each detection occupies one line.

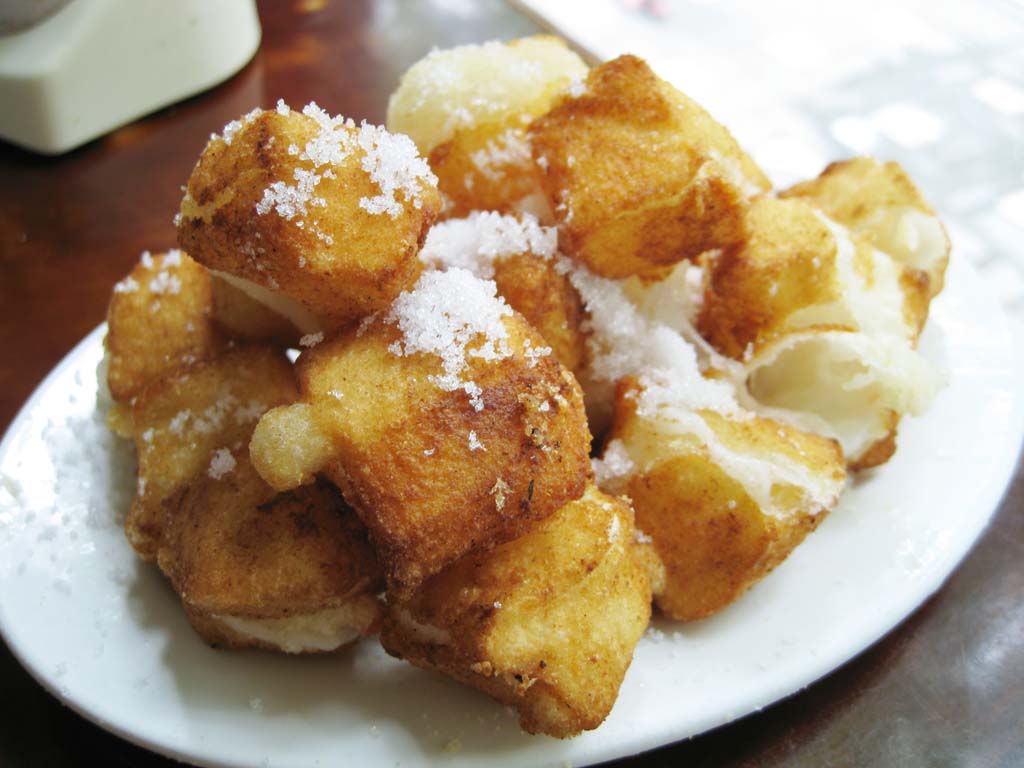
left=0, top=0, right=261, bottom=154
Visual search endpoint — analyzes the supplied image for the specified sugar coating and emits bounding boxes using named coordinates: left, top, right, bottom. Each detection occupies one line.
left=356, top=122, right=437, bottom=218
left=591, top=438, right=635, bottom=487
left=113, top=276, right=139, bottom=294
left=299, top=332, right=325, bottom=348
left=419, top=212, right=557, bottom=278
left=384, top=268, right=513, bottom=411
left=256, top=101, right=436, bottom=226
left=468, top=430, right=486, bottom=451
left=208, top=448, right=236, bottom=480
left=568, top=266, right=738, bottom=417
left=216, top=107, right=262, bottom=146
left=468, top=128, right=533, bottom=182
left=387, top=37, right=587, bottom=154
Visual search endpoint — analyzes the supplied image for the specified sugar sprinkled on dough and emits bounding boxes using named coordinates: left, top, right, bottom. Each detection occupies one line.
left=468, top=431, right=486, bottom=451
left=591, top=438, right=635, bottom=489
left=568, top=266, right=738, bottom=416
left=208, top=448, right=236, bottom=480
left=419, top=212, right=557, bottom=277
left=217, top=107, right=262, bottom=146
left=385, top=269, right=512, bottom=411
left=356, top=123, right=437, bottom=218
left=113, top=277, right=139, bottom=294
left=256, top=102, right=355, bottom=222
left=299, top=332, right=325, bottom=348
left=254, top=101, right=435, bottom=227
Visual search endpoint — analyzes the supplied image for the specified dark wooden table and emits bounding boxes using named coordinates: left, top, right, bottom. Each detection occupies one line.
left=1, top=1, right=1021, bottom=766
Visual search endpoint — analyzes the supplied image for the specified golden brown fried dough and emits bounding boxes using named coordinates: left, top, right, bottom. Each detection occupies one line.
left=127, top=346, right=296, bottom=560
left=178, top=102, right=441, bottom=330
left=380, top=485, right=651, bottom=738
left=529, top=54, right=770, bottom=279
left=105, top=250, right=222, bottom=405
left=602, top=378, right=845, bottom=620
left=387, top=37, right=586, bottom=219
left=158, top=456, right=381, bottom=653
left=250, top=269, right=592, bottom=599
left=697, top=196, right=938, bottom=467
left=781, top=157, right=949, bottom=298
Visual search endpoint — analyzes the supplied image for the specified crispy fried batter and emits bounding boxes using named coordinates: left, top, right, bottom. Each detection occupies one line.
left=429, top=120, right=550, bottom=221
left=159, top=455, right=381, bottom=653
left=696, top=196, right=937, bottom=468
left=127, top=347, right=296, bottom=560
left=380, top=485, right=651, bottom=738
left=387, top=37, right=586, bottom=220
left=250, top=271, right=592, bottom=599
left=387, top=36, right=587, bottom=158
left=178, top=104, right=440, bottom=330
left=491, top=252, right=589, bottom=377
left=781, top=157, right=949, bottom=299
left=605, top=377, right=844, bottom=620
left=105, top=250, right=222, bottom=404
left=528, top=54, right=770, bottom=279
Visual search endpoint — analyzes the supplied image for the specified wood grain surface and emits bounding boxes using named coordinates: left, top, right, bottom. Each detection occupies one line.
left=0, top=1, right=1020, bottom=766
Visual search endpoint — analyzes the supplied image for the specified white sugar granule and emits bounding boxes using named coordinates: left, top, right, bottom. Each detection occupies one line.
left=568, top=76, right=587, bottom=98
left=385, top=269, right=512, bottom=411
left=257, top=102, right=355, bottom=221
left=468, top=128, right=532, bottom=182
left=468, top=431, right=485, bottom=452
left=607, top=513, right=622, bottom=543
left=419, top=212, right=557, bottom=278
left=139, top=251, right=154, bottom=269
left=568, top=265, right=738, bottom=417
left=167, top=410, right=190, bottom=434
left=163, top=249, right=183, bottom=267
left=208, top=448, right=236, bottom=480
left=489, top=478, right=510, bottom=510
left=591, top=438, right=635, bottom=489
left=216, top=107, right=262, bottom=146
left=148, top=270, right=182, bottom=296
left=299, top=332, right=325, bottom=348
left=257, top=101, right=435, bottom=227
left=113, top=277, right=139, bottom=294
left=233, top=399, right=267, bottom=423
left=356, top=122, right=437, bottom=218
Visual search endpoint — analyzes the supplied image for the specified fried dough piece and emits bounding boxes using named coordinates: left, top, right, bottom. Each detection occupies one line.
left=697, top=196, right=938, bottom=467
left=127, top=347, right=296, bottom=560
left=601, top=377, right=845, bottom=620
left=528, top=54, right=770, bottom=279
left=250, top=269, right=592, bottom=599
left=781, top=157, right=949, bottom=298
left=699, top=196, right=930, bottom=356
left=105, top=250, right=222, bottom=409
left=380, top=485, right=651, bottom=737
left=387, top=37, right=587, bottom=219
left=418, top=212, right=589, bottom=377
left=178, top=102, right=441, bottom=330
left=158, top=456, right=381, bottom=653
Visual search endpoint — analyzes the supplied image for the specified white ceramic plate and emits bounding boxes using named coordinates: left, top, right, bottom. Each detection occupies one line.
left=1, top=253, right=1021, bottom=768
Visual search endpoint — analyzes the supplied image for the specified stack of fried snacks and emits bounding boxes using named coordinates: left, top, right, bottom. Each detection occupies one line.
left=103, top=34, right=947, bottom=738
